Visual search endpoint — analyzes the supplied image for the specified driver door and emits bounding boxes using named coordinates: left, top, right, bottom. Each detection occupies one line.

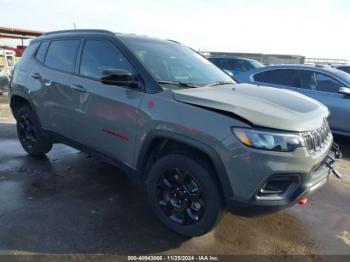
left=69, top=38, right=145, bottom=165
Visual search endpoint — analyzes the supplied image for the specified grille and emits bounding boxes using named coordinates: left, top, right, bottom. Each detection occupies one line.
left=303, top=120, right=331, bottom=153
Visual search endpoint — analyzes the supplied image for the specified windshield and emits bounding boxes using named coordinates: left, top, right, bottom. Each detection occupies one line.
left=249, top=59, right=264, bottom=69
left=120, top=36, right=234, bottom=87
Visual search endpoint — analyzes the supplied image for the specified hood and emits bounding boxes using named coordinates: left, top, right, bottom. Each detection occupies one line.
left=172, top=83, right=329, bottom=132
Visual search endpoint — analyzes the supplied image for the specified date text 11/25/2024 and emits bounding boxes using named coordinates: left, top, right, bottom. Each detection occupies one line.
left=127, top=255, right=219, bottom=261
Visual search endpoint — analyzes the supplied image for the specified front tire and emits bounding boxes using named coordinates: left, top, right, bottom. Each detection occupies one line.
left=16, top=105, right=52, bottom=156
left=147, top=153, right=223, bottom=237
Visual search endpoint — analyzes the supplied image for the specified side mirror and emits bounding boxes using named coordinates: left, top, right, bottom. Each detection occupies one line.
left=338, top=87, right=350, bottom=96
left=100, top=69, right=139, bottom=88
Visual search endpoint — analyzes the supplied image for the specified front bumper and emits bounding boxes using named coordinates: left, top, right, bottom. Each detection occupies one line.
left=226, top=143, right=342, bottom=217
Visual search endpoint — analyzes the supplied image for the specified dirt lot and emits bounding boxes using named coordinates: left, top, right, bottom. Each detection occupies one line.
left=0, top=95, right=349, bottom=258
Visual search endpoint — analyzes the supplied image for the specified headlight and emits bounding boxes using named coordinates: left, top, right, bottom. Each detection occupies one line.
left=233, top=128, right=303, bottom=152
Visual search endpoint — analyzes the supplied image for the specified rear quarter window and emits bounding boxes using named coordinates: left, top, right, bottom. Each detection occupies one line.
left=44, top=39, right=81, bottom=73
left=20, top=42, right=39, bottom=60
left=35, top=41, right=49, bottom=63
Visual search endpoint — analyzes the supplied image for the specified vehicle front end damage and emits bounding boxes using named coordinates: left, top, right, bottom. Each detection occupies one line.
left=221, top=122, right=343, bottom=217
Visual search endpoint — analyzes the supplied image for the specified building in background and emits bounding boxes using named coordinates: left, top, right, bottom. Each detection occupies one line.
left=0, top=26, right=43, bottom=94
left=304, top=57, right=348, bottom=65
left=0, top=26, right=43, bottom=56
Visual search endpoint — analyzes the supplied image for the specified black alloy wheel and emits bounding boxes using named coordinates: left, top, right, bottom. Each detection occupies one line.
left=147, top=153, right=223, bottom=236
left=16, top=105, right=52, bottom=156
left=157, top=168, right=206, bottom=225
left=18, top=112, right=37, bottom=149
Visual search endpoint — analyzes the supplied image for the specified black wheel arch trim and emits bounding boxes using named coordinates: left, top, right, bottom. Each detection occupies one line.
left=136, top=130, right=234, bottom=199
left=10, top=93, right=42, bottom=125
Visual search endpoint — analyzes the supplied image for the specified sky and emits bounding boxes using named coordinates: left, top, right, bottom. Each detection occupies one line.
left=1, top=0, right=349, bottom=61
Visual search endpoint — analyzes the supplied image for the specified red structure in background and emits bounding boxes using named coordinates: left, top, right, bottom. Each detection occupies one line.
left=0, top=26, right=44, bottom=56
left=0, top=45, right=26, bottom=56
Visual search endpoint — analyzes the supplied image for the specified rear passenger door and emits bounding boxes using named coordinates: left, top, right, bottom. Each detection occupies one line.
left=32, top=38, right=81, bottom=138
left=69, top=38, right=144, bottom=166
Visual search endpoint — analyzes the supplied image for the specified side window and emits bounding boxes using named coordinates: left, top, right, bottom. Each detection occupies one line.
left=225, top=60, right=240, bottom=71
left=221, top=59, right=237, bottom=71
left=209, top=58, right=223, bottom=69
left=44, top=39, right=81, bottom=73
left=35, top=41, right=49, bottom=63
left=254, top=69, right=299, bottom=87
left=315, top=72, right=343, bottom=93
left=299, top=71, right=343, bottom=93
left=208, top=59, right=223, bottom=67
left=208, top=58, right=219, bottom=66
left=245, top=61, right=255, bottom=71
left=20, top=42, right=39, bottom=60
left=79, top=40, right=133, bottom=79
left=235, top=60, right=251, bottom=72
left=213, top=59, right=229, bottom=70
left=299, top=71, right=316, bottom=90
left=221, top=59, right=250, bottom=72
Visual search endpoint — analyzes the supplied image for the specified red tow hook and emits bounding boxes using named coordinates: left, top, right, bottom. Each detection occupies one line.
left=298, top=197, right=308, bottom=206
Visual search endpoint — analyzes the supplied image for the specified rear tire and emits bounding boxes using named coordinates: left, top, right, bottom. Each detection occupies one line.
left=147, top=153, right=223, bottom=237
left=16, top=105, right=52, bottom=156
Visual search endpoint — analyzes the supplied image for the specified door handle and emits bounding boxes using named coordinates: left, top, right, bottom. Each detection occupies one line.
left=31, top=73, right=41, bottom=79
left=70, top=84, right=87, bottom=93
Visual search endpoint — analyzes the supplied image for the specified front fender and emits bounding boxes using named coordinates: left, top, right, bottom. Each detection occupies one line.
left=136, top=129, right=234, bottom=199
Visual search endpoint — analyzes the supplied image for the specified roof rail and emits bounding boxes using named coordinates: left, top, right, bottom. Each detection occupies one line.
left=43, top=29, right=114, bottom=36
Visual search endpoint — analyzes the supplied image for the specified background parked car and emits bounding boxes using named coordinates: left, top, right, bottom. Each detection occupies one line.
left=237, top=65, right=350, bottom=137
left=332, top=65, right=350, bottom=74
left=208, top=56, right=264, bottom=76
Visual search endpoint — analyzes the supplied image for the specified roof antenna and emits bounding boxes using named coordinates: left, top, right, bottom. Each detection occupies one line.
left=73, top=22, right=76, bottom=30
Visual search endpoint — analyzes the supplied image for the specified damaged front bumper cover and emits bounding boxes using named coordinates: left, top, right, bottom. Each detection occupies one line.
left=227, top=143, right=343, bottom=217
left=326, top=143, right=342, bottom=179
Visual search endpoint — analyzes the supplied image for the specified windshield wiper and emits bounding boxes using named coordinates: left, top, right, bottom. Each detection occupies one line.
left=158, top=80, right=200, bottom=88
left=206, top=81, right=234, bottom=87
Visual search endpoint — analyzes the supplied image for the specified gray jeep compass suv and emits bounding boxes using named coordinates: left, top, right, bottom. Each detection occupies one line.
left=9, top=29, right=341, bottom=236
